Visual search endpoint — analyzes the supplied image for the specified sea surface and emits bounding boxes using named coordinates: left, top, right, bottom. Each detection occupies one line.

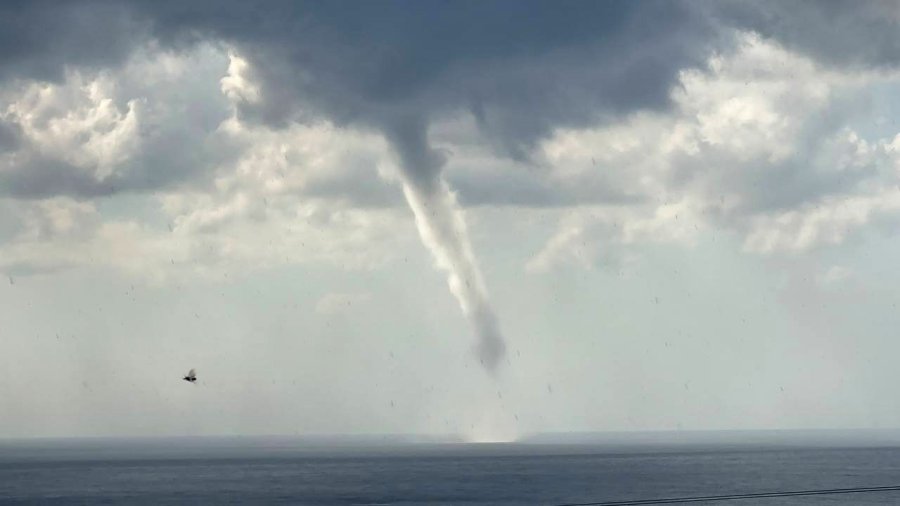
left=2, top=435, right=900, bottom=505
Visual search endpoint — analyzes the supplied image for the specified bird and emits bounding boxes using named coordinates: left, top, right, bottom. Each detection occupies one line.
left=183, top=369, right=197, bottom=383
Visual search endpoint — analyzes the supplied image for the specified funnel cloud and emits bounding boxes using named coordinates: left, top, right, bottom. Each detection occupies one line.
left=387, top=117, right=507, bottom=372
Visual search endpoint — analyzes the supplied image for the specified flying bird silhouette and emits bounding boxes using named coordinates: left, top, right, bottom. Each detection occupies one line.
left=183, top=368, right=197, bottom=383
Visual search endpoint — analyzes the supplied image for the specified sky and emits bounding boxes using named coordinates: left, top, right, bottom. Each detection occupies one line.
left=1, top=0, right=900, bottom=441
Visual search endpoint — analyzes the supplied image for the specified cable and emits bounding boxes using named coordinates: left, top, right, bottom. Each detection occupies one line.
left=553, top=484, right=900, bottom=505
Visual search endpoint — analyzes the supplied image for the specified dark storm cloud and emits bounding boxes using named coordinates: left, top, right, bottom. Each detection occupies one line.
left=0, top=0, right=715, bottom=204
left=713, top=0, right=900, bottom=70
left=1, top=0, right=894, bottom=206
left=0, top=0, right=147, bottom=83
left=137, top=0, right=718, bottom=157
left=1, top=1, right=895, bottom=159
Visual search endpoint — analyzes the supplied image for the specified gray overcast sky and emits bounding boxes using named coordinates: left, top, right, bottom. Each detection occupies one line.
left=2, top=0, right=900, bottom=441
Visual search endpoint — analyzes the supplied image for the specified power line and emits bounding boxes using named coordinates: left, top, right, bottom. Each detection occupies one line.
left=553, top=484, right=900, bottom=505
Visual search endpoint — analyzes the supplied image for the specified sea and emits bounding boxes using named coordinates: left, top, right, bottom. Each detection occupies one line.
left=2, top=431, right=900, bottom=505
